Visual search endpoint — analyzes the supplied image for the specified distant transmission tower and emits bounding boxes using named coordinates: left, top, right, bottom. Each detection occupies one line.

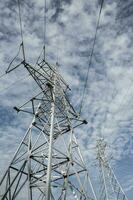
left=96, top=138, right=128, bottom=200
left=0, top=49, right=97, bottom=200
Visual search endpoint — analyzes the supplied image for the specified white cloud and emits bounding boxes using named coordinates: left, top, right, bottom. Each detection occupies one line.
left=0, top=0, right=133, bottom=198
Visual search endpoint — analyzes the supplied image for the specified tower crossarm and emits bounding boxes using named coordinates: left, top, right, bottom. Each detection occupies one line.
left=0, top=54, right=99, bottom=200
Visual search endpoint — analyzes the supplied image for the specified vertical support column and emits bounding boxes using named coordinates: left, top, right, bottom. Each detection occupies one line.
left=46, top=76, right=56, bottom=200
left=62, top=128, right=73, bottom=200
left=27, top=104, right=41, bottom=200
left=63, top=177, right=68, bottom=200
left=97, top=139, right=109, bottom=200
left=27, top=103, right=42, bottom=200
left=100, top=163, right=109, bottom=200
left=28, top=128, right=32, bottom=200
left=8, top=168, right=11, bottom=200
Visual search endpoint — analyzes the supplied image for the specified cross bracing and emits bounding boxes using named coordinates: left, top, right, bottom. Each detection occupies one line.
left=0, top=55, right=97, bottom=200
left=0, top=0, right=129, bottom=199
left=96, top=138, right=128, bottom=200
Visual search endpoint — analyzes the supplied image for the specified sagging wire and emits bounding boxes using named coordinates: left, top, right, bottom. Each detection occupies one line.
left=0, top=0, right=25, bottom=78
left=79, top=0, right=105, bottom=115
left=17, top=0, right=26, bottom=61
left=43, top=0, right=47, bottom=60
left=1, top=0, right=25, bottom=76
left=56, top=0, right=61, bottom=67
left=5, top=43, right=23, bottom=73
left=0, top=73, right=7, bottom=80
left=0, top=74, right=31, bottom=93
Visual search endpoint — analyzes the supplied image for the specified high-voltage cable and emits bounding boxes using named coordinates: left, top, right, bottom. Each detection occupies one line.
left=0, top=74, right=31, bottom=93
left=43, top=0, right=47, bottom=45
left=79, top=0, right=104, bottom=115
left=0, top=1, right=25, bottom=81
left=43, top=0, right=47, bottom=60
left=17, top=0, right=26, bottom=61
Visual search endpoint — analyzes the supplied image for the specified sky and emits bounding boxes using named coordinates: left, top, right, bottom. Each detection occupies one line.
left=0, top=0, right=133, bottom=199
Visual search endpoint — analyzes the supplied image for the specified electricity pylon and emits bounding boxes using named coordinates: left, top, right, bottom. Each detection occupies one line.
left=0, top=48, right=97, bottom=200
left=96, top=138, right=128, bottom=200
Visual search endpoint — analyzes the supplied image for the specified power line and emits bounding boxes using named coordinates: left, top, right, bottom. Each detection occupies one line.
left=6, top=43, right=22, bottom=73
left=43, top=0, right=47, bottom=60
left=0, top=73, right=6, bottom=80
left=0, top=74, right=31, bottom=93
left=56, top=0, right=61, bottom=67
left=0, top=1, right=25, bottom=80
left=17, top=0, right=26, bottom=61
left=44, top=0, right=47, bottom=45
left=0, top=44, right=22, bottom=80
left=79, top=0, right=104, bottom=115
left=5, top=1, right=25, bottom=75
left=17, top=0, right=24, bottom=43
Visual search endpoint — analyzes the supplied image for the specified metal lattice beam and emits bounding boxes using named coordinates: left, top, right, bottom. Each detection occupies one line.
left=97, top=138, right=128, bottom=200
left=0, top=55, right=97, bottom=200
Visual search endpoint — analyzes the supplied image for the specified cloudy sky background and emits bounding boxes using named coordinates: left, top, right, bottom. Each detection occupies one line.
left=0, top=0, right=133, bottom=199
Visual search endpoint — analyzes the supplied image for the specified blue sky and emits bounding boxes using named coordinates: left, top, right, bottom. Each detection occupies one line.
left=0, top=0, right=133, bottom=199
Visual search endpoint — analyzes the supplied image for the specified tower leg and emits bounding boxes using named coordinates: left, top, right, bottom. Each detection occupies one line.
left=46, top=80, right=55, bottom=200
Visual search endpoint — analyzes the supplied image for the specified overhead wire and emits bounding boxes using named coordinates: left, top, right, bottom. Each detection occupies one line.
left=0, top=73, right=7, bottom=79
left=79, top=0, right=104, bottom=115
left=0, top=0, right=25, bottom=80
left=33, top=0, right=47, bottom=65
left=6, top=43, right=23, bottom=73
left=0, top=0, right=48, bottom=94
left=43, top=0, right=47, bottom=60
left=0, top=0, right=25, bottom=79
left=17, top=0, right=26, bottom=61
left=0, top=1, right=49, bottom=96
left=0, top=74, right=31, bottom=93
left=56, top=0, right=61, bottom=67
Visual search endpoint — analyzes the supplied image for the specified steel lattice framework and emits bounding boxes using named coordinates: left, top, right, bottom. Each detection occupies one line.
left=96, top=138, right=128, bottom=200
left=0, top=52, right=97, bottom=200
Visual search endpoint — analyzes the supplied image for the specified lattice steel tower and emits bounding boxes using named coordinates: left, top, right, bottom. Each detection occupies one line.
left=96, top=138, right=128, bottom=200
left=0, top=48, right=97, bottom=200
left=0, top=0, right=129, bottom=198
